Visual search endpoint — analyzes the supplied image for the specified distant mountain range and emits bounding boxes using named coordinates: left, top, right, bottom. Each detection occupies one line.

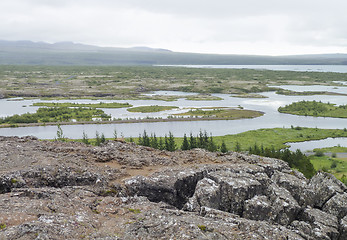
left=0, top=40, right=347, bottom=65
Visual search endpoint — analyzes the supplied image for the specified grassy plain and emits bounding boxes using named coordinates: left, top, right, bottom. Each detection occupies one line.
left=116, top=127, right=347, bottom=154
left=309, top=155, right=347, bottom=179
left=314, top=146, right=347, bottom=153
left=211, top=127, right=347, bottom=151
left=1, top=65, right=346, bottom=100
left=309, top=146, right=347, bottom=182
left=72, top=127, right=347, bottom=151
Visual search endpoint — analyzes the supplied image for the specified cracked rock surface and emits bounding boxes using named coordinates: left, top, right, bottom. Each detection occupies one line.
left=1, top=136, right=347, bottom=239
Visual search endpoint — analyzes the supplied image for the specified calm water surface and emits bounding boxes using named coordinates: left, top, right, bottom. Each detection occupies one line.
left=289, top=138, right=347, bottom=152
left=0, top=90, right=346, bottom=141
left=161, top=65, right=347, bottom=73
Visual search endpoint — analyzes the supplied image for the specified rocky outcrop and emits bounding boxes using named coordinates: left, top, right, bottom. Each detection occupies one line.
left=0, top=136, right=347, bottom=239
left=125, top=161, right=347, bottom=239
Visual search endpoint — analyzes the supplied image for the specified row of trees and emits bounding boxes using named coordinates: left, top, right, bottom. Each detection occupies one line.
left=248, top=143, right=316, bottom=178
left=135, top=130, right=228, bottom=153
left=77, top=129, right=228, bottom=152
left=75, top=128, right=228, bottom=152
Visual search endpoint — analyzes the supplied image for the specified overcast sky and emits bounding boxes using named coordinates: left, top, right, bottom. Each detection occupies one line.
left=1, top=0, right=347, bottom=55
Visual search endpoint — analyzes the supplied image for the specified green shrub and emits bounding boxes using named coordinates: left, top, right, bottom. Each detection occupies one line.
left=128, top=208, right=141, bottom=214
left=0, top=223, right=6, bottom=230
left=314, top=150, right=325, bottom=157
left=198, top=225, right=207, bottom=232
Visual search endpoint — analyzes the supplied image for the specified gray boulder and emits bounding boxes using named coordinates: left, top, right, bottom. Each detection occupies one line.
left=300, top=207, right=339, bottom=240
left=265, top=183, right=301, bottom=225
left=323, top=193, right=347, bottom=220
left=184, top=177, right=220, bottom=212
left=290, top=220, right=314, bottom=239
left=306, top=171, right=347, bottom=208
left=125, top=168, right=206, bottom=209
left=243, top=195, right=273, bottom=221
left=208, top=171, right=265, bottom=215
left=271, top=170, right=310, bottom=206
left=340, top=215, right=347, bottom=240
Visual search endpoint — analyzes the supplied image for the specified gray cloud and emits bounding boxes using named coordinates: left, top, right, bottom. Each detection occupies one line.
left=0, top=0, right=346, bottom=55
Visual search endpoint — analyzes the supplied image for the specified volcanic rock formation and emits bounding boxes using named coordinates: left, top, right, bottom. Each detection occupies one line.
left=0, top=136, right=346, bottom=239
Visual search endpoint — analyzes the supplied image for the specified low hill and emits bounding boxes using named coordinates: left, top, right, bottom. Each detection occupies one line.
left=1, top=40, right=347, bottom=65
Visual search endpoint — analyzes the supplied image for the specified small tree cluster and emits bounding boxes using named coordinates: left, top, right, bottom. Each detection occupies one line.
left=181, top=131, right=220, bottom=152
left=94, top=131, right=106, bottom=146
left=248, top=143, right=316, bottom=178
left=138, top=130, right=176, bottom=151
left=81, top=130, right=106, bottom=146
left=136, top=130, right=227, bottom=153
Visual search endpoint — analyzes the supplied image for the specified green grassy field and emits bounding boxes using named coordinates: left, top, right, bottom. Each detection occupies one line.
left=309, top=153, right=347, bottom=184
left=314, top=146, right=347, bottom=153
left=212, top=127, right=347, bottom=151
left=71, top=127, right=347, bottom=153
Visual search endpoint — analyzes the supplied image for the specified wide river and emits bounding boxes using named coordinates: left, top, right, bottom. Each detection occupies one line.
left=0, top=65, right=346, bottom=151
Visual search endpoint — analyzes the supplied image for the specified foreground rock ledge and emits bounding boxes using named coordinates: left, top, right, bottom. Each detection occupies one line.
left=0, top=136, right=347, bottom=239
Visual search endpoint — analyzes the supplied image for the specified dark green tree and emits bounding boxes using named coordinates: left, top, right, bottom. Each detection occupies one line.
left=207, top=135, right=218, bottom=152
left=141, top=130, right=150, bottom=147
left=234, top=141, right=241, bottom=152
left=138, top=133, right=143, bottom=145
left=189, top=133, right=197, bottom=149
left=100, top=133, right=106, bottom=144
left=181, top=134, right=190, bottom=150
left=165, top=132, right=176, bottom=152
left=158, top=137, right=164, bottom=150
left=150, top=133, right=158, bottom=149
left=220, top=141, right=228, bottom=153
left=95, top=131, right=101, bottom=146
